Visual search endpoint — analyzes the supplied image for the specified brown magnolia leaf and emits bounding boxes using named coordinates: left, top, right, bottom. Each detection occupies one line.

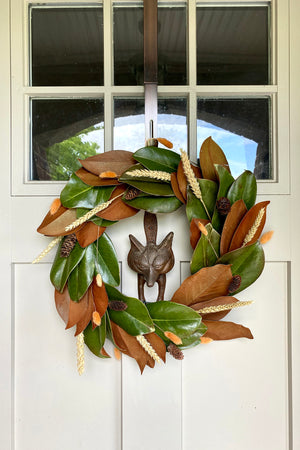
left=55, top=286, right=89, bottom=330
left=75, top=222, right=106, bottom=248
left=170, top=172, right=186, bottom=204
left=202, top=320, right=253, bottom=340
left=199, top=137, right=230, bottom=181
left=75, top=167, right=120, bottom=187
left=171, top=264, right=233, bottom=306
left=101, top=347, right=111, bottom=358
left=191, top=162, right=202, bottom=179
left=96, top=184, right=139, bottom=221
left=190, top=218, right=210, bottom=249
left=157, top=137, right=173, bottom=149
left=50, top=198, right=61, bottom=215
left=176, top=160, right=188, bottom=200
left=191, top=296, right=239, bottom=321
left=260, top=230, right=274, bottom=244
left=144, top=332, right=166, bottom=364
left=79, top=150, right=136, bottom=177
left=37, top=205, right=83, bottom=236
left=220, top=199, right=247, bottom=255
left=92, top=279, right=108, bottom=318
left=229, top=201, right=270, bottom=252
left=75, top=287, right=95, bottom=336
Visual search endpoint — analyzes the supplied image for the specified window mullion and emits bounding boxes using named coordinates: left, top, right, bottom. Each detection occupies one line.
left=188, top=0, right=197, bottom=161
left=103, top=0, right=113, bottom=151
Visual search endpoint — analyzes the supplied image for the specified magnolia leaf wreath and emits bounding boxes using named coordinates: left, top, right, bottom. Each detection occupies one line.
left=34, top=137, right=273, bottom=374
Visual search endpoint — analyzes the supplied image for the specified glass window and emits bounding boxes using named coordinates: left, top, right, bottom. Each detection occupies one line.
left=30, top=7, right=104, bottom=86
left=158, top=98, right=187, bottom=153
left=31, top=99, right=104, bottom=180
left=197, top=98, right=271, bottom=179
left=158, top=3, right=187, bottom=85
left=113, top=6, right=144, bottom=85
left=114, top=98, right=145, bottom=150
left=197, top=6, right=269, bottom=85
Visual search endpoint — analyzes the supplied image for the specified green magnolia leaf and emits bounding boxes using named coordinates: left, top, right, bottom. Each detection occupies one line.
left=68, top=244, right=95, bottom=301
left=121, top=179, right=174, bottom=196
left=124, top=194, right=182, bottom=214
left=61, top=173, right=114, bottom=208
left=133, top=146, right=181, bottom=173
left=106, top=285, right=155, bottom=336
left=146, top=301, right=202, bottom=339
left=186, top=179, right=218, bottom=222
left=212, top=164, right=235, bottom=233
left=76, top=208, right=116, bottom=227
left=217, top=241, right=265, bottom=294
left=227, top=170, right=257, bottom=210
left=84, top=315, right=109, bottom=358
left=178, top=323, right=208, bottom=349
left=190, top=224, right=220, bottom=274
left=50, top=241, right=85, bottom=292
left=94, top=233, right=120, bottom=286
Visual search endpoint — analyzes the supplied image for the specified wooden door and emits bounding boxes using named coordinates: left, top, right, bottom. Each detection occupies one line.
left=1, top=1, right=300, bottom=449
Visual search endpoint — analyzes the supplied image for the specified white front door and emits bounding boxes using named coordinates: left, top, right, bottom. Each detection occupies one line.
left=1, top=1, right=300, bottom=449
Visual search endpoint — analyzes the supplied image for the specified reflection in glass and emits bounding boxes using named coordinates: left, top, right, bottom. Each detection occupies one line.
left=158, top=5, right=187, bottom=85
left=197, top=98, right=270, bottom=179
left=197, top=7, right=269, bottom=85
left=158, top=98, right=187, bottom=153
left=31, top=7, right=104, bottom=86
left=31, top=99, right=104, bottom=180
left=114, top=7, right=144, bottom=85
left=114, top=98, right=145, bottom=150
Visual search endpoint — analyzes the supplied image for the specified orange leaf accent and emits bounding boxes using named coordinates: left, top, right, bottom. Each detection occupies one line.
left=114, top=347, right=122, bottom=360
left=99, top=171, right=118, bottom=179
left=200, top=337, right=213, bottom=344
left=50, top=198, right=61, bottom=215
left=171, top=264, right=233, bottom=306
left=76, top=167, right=120, bottom=186
left=75, top=222, right=105, bottom=248
left=79, top=150, right=136, bottom=177
left=198, top=221, right=208, bottom=236
left=96, top=273, right=103, bottom=287
left=229, top=201, right=270, bottom=251
left=164, top=331, right=182, bottom=345
left=170, top=172, right=186, bottom=204
left=203, top=320, right=253, bottom=340
left=157, top=137, right=173, bottom=148
left=190, top=218, right=210, bottom=249
left=191, top=296, right=239, bottom=321
left=55, top=286, right=89, bottom=331
left=199, top=137, right=231, bottom=181
left=92, top=311, right=101, bottom=327
left=220, top=199, right=248, bottom=255
left=96, top=184, right=139, bottom=221
left=260, top=230, right=274, bottom=244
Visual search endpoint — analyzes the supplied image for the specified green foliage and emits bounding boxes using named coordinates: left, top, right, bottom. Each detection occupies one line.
left=190, top=224, right=220, bottom=274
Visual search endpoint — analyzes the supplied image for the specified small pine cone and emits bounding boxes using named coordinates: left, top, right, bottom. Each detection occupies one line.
left=108, top=300, right=128, bottom=311
left=167, top=343, right=184, bottom=360
left=228, top=275, right=242, bottom=294
left=216, top=197, right=231, bottom=216
left=60, top=233, right=77, bottom=257
left=124, top=187, right=140, bottom=200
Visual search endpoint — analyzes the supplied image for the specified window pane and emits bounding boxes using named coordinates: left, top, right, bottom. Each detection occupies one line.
left=197, top=7, right=269, bottom=85
left=114, top=6, right=144, bottom=85
left=31, top=99, right=104, bottom=180
left=158, top=98, right=187, bottom=153
left=197, top=98, right=271, bottom=179
left=158, top=4, right=187, bottom=85
left=114, top=98, right=145, bottom=150
left=31, top=7, right=103, bottom=86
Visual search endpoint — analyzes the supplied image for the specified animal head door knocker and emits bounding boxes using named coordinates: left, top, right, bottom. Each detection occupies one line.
left=128, top=212, right=175, bottom=302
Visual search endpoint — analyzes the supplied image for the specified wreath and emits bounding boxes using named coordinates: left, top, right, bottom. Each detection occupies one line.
left=34, top=137, right=273, bottom=374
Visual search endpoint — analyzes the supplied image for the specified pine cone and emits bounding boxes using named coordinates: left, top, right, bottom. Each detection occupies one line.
left=124, top=187, right=140, bottom=200
left=216, top=197, right=231, bottom=216
left=167, top=343, right=184, bottom=360
left=108, top=300, right=128, bottom=311
left=60, top=233, right=77, bottom=257
left=228, top=275, right=242, bottom=294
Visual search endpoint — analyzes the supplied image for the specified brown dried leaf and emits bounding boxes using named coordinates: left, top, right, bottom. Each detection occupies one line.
left=220, top=199, right=248, bottom=255
left=96, top=184, right=139, bottom=221
left=171, top=264, right=233, bottom=306
left=75, top=167, right=120, bottom=187
left=190, top=218, right=210, bottom=249
left=92, top=279, right=108, bottom=318
left=79, top=150, right=136, bottom=177
left=75, top=287, right=95, bottom=336
left=176, top=160, right=188, bottom=201
left=170, top=172, right=186, bottom=204
left=101, top=347, right=111, bottom=358
left=202, top=320, right=253, bottom=340
left=191, top=296, right=239, bottom=321
left=144, top=332, right=166, bottom=363
left=75, top=222, right=106, bottom=248
left=191, top=163, right=202, bottom=179
left=229, top=201, right=270, bottom=252
left=199, top=136, right=231, bottom=181
left=37, top=205, right=83, bottom=236
left=54, top=286, right=89, bottom=330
